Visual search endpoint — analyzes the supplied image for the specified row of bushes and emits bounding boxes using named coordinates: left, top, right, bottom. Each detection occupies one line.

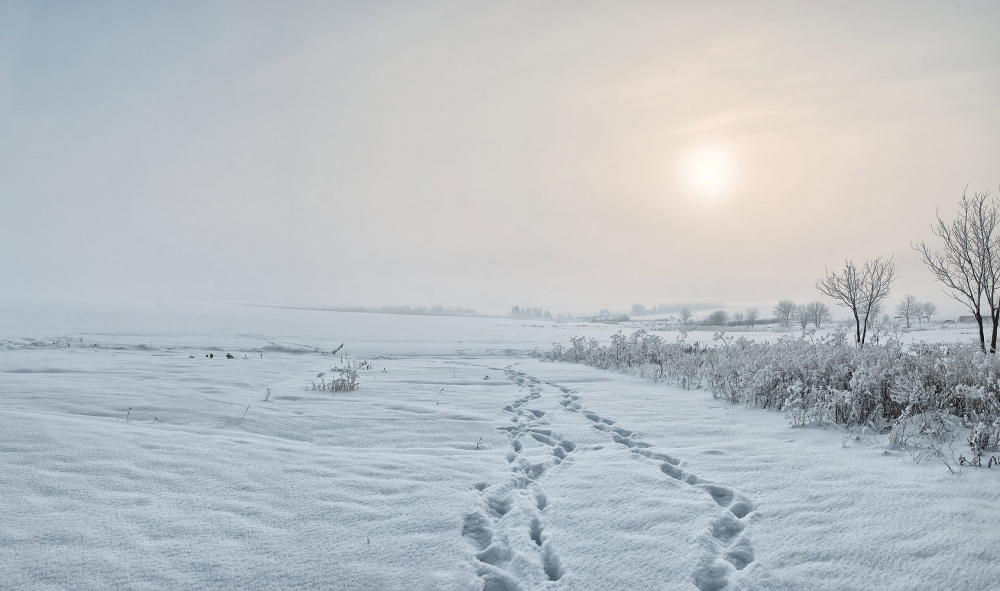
left=543, top=329, right=1000, bottom=456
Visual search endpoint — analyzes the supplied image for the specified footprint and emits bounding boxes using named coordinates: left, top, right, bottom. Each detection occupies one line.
left=479, top=570, right=521, bottom=591
left=725, top=538, right=755, bottom=571
left=535, top=491, right=547, bottom=511
left=477, top=543, right=513, bottom=568
left=486, top=494, right=512, bottom=517
left=711, top=513, right=745, bottom=544
left=530, top=433, right=556, bottom=446
left=462, top=511, right=493, bottom=550
left=693, top=560, right=731, bottom=591
left=636, top=449, right=681, bottom=465
left=660, top=462, right=684, bottom=480
left=529, top=516, right=543, bottom=546
left=697, top=484, right=735, bottom=508
left=541, top=542, right=564, bottom=582
left=728, top=500, right=753, bottom=519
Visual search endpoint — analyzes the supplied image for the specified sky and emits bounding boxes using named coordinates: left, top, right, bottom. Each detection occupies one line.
left=2, top=1, right=999, bottom=315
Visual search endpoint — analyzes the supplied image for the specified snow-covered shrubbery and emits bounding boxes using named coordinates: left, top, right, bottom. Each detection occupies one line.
left=312, top=363, right=361, bottom=391
left=546, top=329, right=1000, bottom=460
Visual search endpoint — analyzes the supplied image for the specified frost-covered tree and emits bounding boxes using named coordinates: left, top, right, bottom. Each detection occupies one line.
left=816, top=257, right=896, bottom=346
left=915, top=191, right=1000, bottom=352
left=745, top=307, right=759, bottom=328
left=704, top=310, right=729, bottom=326
left=679, top=309, right=693, bottom=325
left=773, top=300, right=796, bottom=328
left=794, top=305, right=810, bottom=332
left=733, top=311, right=745, bottom=326
left=895, top=294, right=920, bottom=328
left=920, top=301, right=938, bottom=324
left=804, top=301, right=832, bottom=328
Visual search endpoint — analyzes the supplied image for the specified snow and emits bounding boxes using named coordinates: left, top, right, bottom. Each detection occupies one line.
left=1, top=304, right=998, bottom=590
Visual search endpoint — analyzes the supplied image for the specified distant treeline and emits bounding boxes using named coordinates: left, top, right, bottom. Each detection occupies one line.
left=331, top=305, right=482, bottom=317
left=508, top=306, right=554, bottom=319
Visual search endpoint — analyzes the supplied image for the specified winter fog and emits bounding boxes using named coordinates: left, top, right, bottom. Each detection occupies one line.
left=3, top=3, right=1000, bottom=591
left=3, top=1, right=999, bottom=314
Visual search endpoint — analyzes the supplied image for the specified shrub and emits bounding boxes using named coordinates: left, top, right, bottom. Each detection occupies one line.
left=311, top=362, right=361, bottom=391
left=547, top=329, right=1000, bottom=433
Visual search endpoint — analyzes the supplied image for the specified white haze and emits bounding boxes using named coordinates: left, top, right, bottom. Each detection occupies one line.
left=1, top=1, right=999, bottom=314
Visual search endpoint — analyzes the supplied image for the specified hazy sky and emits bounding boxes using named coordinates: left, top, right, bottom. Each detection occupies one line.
left=2, top=1, right=999, bottom=314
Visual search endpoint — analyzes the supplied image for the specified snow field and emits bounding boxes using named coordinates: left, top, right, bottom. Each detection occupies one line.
left=1, top=306, right=998, bottom=590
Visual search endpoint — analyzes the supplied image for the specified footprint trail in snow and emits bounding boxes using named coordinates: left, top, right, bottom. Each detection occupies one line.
left=463, top=366, right=757, bottom=591
left=462, top=370, right=570, bottom=590
left=534, top=370, right=757, bottom=591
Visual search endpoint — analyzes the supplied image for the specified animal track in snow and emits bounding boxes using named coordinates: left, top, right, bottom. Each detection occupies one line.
left=540, top=376, right=757, bottom=590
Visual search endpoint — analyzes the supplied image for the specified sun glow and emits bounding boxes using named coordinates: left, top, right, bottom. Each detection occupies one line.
left=682, top=145, right=738, bottom=198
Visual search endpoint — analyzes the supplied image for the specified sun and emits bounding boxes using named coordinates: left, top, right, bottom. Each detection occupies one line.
left=681, top=145, right=738, bottom=198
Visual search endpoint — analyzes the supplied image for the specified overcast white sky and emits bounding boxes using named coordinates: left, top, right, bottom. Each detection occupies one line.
left=2, top=1, right=999, bottom=315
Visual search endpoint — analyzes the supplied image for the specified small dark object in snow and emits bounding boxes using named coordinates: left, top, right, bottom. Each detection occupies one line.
left=189, top=355, right=194, bottom=358
left=207, top=353, right=213, bottom=358
left=483, top=375, right=490, bottom=380
left=226, top=353, right=234, bottom=359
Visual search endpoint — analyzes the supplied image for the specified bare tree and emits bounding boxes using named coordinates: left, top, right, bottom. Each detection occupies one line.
left=678, top=309, right=693, bottom=325
left=733, top=311, right=745, bottom=327
left=793, top=305, right=810, bottom=333
left=895, top=294, right=920, bottom=329
left=804, top=301, right=832, bottom=328
left=773, top=300, right=796, bottom=328
left=745, top=307, right=759, bottom=328
left=920, top=301, right=937, bottom=324
left=914, top=191, right=1000, bottom=352
left=816, top=257, right=896, bottom=346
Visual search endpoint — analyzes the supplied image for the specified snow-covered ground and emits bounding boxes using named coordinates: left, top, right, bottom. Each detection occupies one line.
left=1, top=304, right=998, bottom=590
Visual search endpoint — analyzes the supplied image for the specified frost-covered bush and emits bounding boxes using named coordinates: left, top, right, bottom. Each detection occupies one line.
left=311, top=363, right=361, bottom=391
left=547, top=329, right=1000, bottom=431
left=543, top=330, right=709, bottom=389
